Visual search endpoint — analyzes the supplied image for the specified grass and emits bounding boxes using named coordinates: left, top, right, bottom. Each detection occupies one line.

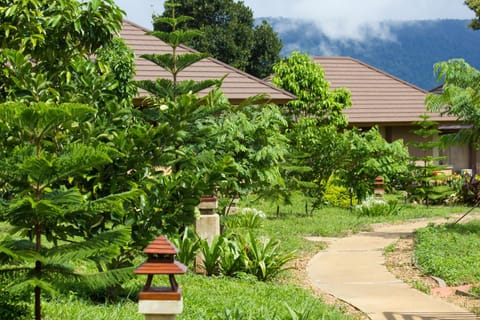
left=414, top=220, right=480, bottom=286
left=246, top=195, right=467, bottom=254
left=2, top=193, right=472, bottom=319
left=42, top=273, right=352, bottom=320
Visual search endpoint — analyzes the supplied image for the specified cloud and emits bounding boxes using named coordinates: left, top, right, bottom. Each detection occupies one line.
left=115, top=0, right=473, bottom=40
left=243, top=0, right=472, bottom=40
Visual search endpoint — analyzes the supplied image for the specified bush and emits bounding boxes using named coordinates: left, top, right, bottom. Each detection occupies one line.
left=354, top=197, right=401, bottom=217
left=199, top=232, right=295, bottom=281
left=238, top=232, right=295, bottom=281
left=223, top=208, right=266, bottom=230
left=0, top=290, right=30, bottom=320
left=323, top=181, right=354, bottom=208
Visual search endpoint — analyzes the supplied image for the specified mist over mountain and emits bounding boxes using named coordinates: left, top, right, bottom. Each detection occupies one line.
left=265, top=18, right=480, bottom=90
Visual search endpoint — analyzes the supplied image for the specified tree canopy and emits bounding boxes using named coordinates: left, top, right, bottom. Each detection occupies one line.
left=154, top=0, right=283, bottom=78
left=466, top=0, right=480, bottom=30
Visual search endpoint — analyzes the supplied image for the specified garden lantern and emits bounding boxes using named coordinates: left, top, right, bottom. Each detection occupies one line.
left=374, top=176, right=385, bottom=198
left=135, top=236, right=187, bottom=319
left=195, top=195, right=220, bottom=273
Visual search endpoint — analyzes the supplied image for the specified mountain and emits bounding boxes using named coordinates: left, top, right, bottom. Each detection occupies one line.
left=265, top=18, right=480, bottom=90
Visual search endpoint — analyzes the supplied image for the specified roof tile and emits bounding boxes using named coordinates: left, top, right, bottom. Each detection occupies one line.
left=312, top=57, right=456, bottom=125
left=121, top=20, right=295, bottom=105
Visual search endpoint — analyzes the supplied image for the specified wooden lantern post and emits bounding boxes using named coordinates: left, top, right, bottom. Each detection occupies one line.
left=135, top=236, right=187, bottom=320
left=374, top=176, right=385, bottom=198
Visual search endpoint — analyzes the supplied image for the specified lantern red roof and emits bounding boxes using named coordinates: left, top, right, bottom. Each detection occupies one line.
left=134, top=261, right=187, bottom=275
left=143, top=236, right=178, bottom=254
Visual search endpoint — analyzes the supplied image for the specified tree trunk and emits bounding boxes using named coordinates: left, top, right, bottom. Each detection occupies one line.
left=35, top=224, right=42, bottom=320
left=34, top=276, right=41, bottom=320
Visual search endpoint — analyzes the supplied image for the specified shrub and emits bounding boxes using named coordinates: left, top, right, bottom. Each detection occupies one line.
left=323, top=178, right=355, bottom=208
left=0, top=290, right=30, bottom=320
left=223, top=208, right=266, bottom=230
left=239, top=232, right=295, bottom=281
left=354, top=197, right=401, bottom=217
left=199, top=232, right=295, bottom=281
left=171, top=227, right=200, bottom=267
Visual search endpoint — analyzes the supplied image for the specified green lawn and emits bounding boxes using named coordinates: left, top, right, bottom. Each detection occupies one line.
left=414, top=219, right=480, bottom=286
left=1, top=196, right=472, bottom=319
left=42, top=273, right=352, bottom=320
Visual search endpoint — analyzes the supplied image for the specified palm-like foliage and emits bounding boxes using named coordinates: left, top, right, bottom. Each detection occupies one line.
left=0, top=102, right=136, bottom=320
left=0, top=228, right=131, bottom=294
left=426, top=59, right=480, bottom=154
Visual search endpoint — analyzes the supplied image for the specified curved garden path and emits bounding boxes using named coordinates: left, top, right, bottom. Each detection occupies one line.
left=307, top=217, right=480, bottom=320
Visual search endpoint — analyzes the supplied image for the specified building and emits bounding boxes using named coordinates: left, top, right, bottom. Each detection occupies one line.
left=313, top=56, right=475, bottom=173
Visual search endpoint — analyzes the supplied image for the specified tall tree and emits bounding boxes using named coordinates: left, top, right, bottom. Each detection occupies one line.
left=407, top=114, right=452, bottom=206
left=0, top=0, right=124, bottom=103
left=272, top=52, right=351, bottom=210
left=426, top=59, right=480, bottom=175
left=0, top=1, right=143, bottom=317
left=155, top=0, right=282, bottom=78
left=466, top=0, right=480, bottom=30
left=141, top=3, right=288, bottom=217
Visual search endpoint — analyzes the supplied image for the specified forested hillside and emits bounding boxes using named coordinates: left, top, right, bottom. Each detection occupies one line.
left=266, top=18, right=480, bottom=90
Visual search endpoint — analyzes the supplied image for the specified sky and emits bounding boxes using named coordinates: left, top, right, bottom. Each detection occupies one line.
left=114, top=0, right=474, bottom=40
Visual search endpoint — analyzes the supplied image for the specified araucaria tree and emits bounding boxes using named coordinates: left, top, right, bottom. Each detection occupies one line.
left=155, top=0, right=283, bottom=78
left=0, top=1, right=138, bottom=319
left=137, top=3, right=289, bottom=214
left=407, top=114, right=452, bottom=205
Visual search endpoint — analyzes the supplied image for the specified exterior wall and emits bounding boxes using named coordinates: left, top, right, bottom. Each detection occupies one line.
left=390, top=126, right=430, bottom=159
left=438, top=144, right=470, bottom=171
left=384, top=126, right=472, bottom=172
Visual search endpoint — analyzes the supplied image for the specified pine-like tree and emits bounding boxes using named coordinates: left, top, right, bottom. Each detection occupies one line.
left=408, top=114, right=453, bottom=206
left=0, top=103, right=133, bottom=320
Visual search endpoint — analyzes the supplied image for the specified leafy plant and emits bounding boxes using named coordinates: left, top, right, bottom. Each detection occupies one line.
left=239, top=232, right=295, bottom=281
left=354, top=197, right=401, bottom=217
left=199, top=236, right=224, bottom=276
left=223, top=208, right=266, bottom=230
left=219, top=237, right=245, bottom=277
left=170, top=227, right=200, bottom=267
left=0, top=289, right=30, bottom=320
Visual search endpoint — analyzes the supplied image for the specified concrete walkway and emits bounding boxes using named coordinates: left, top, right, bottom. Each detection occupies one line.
left=307, top=218, right=480, bottom=320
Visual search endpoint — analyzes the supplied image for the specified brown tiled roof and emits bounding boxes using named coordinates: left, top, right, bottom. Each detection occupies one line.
left=312, top=57, right=456, bottom=126
left=120, top=20, right=295, bottom=105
